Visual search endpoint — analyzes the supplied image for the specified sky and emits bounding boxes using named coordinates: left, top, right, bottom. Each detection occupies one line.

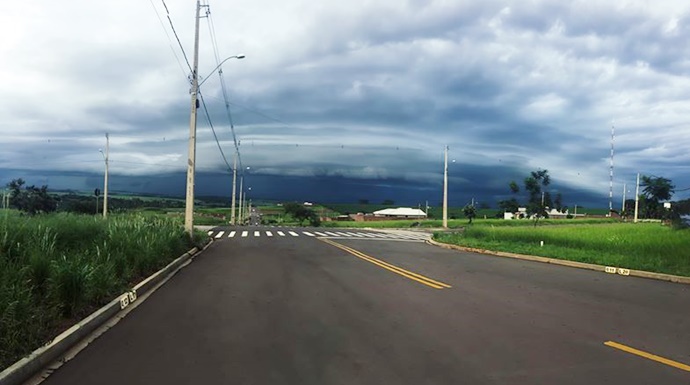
left=1, top=0, right=689, bottom=208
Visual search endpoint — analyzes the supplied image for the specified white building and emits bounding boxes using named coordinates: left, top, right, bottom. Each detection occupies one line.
left=373, top=207, right=428, bottom=219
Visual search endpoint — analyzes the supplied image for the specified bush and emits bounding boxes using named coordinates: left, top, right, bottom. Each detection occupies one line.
left=0, top=212, right=202, bottom=369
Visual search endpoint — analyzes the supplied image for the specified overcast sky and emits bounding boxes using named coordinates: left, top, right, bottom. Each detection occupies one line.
left=1, top=0, right=689, bottom=206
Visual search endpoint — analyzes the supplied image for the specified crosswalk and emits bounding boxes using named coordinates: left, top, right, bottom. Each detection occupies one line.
left=207, top=229, right=430, bottom=242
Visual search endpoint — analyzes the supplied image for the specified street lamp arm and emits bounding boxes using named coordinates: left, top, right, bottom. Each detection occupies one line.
left=198, top=54, right=245, bottom=87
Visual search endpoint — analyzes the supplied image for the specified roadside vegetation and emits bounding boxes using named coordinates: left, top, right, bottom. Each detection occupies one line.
left=0, top=211, right=204, bottom=369
left=322, top=218, right=618, bottom=229
left=434, top=222, right=690, bottom=277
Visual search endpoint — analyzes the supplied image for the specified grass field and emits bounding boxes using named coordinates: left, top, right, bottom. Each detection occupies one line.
left=0, top=211, right=204, bottom=369
left=434, top=223, right=690, bottom=277
left=322, top=218, right=618, bottom=229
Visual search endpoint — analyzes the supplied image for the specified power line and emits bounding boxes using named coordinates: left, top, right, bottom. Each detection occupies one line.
left=204, top=4, right=243, bottom=171
left=161, top=0, right=192, bottom=72
left=148, top=0, right=188, bottom=79
left=198, top=90, right=232, bottom=172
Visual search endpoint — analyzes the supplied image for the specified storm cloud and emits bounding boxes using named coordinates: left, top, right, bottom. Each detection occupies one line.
left=1, top=0, right=688, bottom=207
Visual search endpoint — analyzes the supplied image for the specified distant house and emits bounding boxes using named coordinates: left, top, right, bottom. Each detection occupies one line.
left=504, top=207, right=585, bottom=220
left=372, top=207, right=427, bottom=219
left=504, top=207, right=528, bottom=220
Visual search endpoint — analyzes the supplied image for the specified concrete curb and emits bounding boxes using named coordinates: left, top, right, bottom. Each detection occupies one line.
left=426, top=238, right=690, bottom=285
left=0, top=242, right=210, bottom=385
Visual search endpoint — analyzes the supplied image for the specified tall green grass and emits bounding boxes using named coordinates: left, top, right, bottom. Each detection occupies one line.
left=0, top=211, right=204, bottom=369
left=435, top=223, right=690, bottom=276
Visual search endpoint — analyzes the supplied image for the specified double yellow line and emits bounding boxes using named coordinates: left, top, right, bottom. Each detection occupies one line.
left=320, top=238, right=451, bottom=290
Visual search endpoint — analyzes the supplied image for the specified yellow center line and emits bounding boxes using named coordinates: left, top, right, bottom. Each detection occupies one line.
left=319, top=238, right=452, bottom=290
left=604, top=341, right=690, bottom=372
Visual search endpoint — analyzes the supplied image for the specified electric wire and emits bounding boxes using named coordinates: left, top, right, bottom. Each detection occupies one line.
left=205, top=5, right=243, bottom=172
left=161, top=0, right=192, bottom=72
left=198, top=90, right=233, bottom=171
left=148, top=0, right=188, bottom=79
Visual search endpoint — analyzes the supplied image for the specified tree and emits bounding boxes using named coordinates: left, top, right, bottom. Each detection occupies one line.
left=641, top=175, right=674, bottom=202
left=283, top=202, right=319, bottom=226
left=462, top=204, right=477, bottom=224
left=640, top=175, right=675, bottom=219
left=524, top=169, right=551, bottom=225
left=7, top=178, right=58, bottom=215
left=498, top=198, right=519, bottom=213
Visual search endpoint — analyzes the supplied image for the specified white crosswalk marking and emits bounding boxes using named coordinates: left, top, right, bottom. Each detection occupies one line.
left=210, top=228, right=429, bottom=242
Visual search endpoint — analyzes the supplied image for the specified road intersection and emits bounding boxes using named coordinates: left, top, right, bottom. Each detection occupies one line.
left=37, top=225, right=689, bottom=384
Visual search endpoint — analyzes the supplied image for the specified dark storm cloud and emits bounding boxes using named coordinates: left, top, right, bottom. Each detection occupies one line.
left=2, top=0, right=689, bottom=204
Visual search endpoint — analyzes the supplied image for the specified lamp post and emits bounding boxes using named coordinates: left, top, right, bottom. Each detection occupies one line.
left=238, top=177, right=243, bottom=225
left=230, top=152, right=237, bottom=224
left=198, top=55, right=245, bottom=88
left=443, top=145, right=449, bottom=229
left=99, top=133, right=109, bottom=218
left=237, top=167, right=250, bottom=225
left=634, top=173, right=640, bottom=223
left=182, top=4, right=245, bottom=235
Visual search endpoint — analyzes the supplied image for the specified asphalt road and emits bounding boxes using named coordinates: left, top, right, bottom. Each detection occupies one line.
left=39, top=226, right=690, bottom=384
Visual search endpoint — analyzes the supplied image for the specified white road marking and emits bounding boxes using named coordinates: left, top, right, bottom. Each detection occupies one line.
left=277, top=231, right=286, bottom=236
left=228, top=231, right=236, bottom=238
left=241, top=231, right=248, bottom=237
left=303, top=232, right=315, bottom=236
left=289, top=231, right=299, bottom=237
left=207, top=230, right=213, bottom=236
left=314, top=232, right=328, bottom=237
left=254, top=231, right=260, bottom=237
left=266, top=231, right=273, bottom=237
left=324, top=231, right=340, bottom=237
left=214, top=231, right=225, bottom=239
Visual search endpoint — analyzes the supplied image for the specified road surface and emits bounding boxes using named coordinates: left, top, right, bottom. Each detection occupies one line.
left=39, top=226, right=690, bottom=384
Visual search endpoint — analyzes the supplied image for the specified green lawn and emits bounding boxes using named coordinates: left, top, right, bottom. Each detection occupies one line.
left=434, top=223, right=690, bottom=277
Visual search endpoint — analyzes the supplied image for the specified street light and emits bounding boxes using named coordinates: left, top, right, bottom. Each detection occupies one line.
left=98, top=133, right=109, bottom=218
left=442, top=147, right=456, bottom=228
left=237, top=167, right=250, bottom=225
left=184, top=51, right=245, bottom=235
left=198, top=55, right=245, bottom=87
